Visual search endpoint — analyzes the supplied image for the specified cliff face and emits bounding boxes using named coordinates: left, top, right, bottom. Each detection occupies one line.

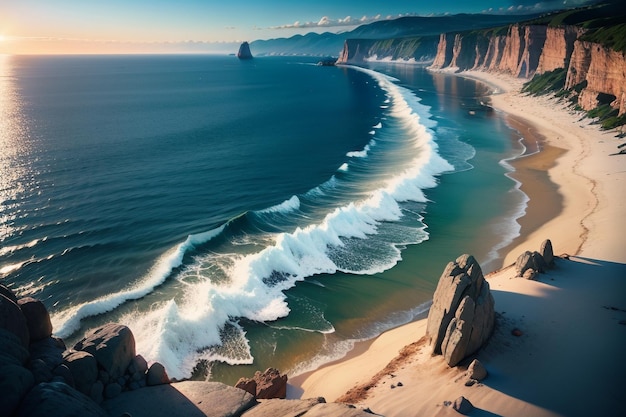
left=429, top=23, right=626, bottom=116
left=565, top=40, right=626, bottom=115
left=336, top=36, right=439, bottom=64
left=537, top=26, right=583, bottom=73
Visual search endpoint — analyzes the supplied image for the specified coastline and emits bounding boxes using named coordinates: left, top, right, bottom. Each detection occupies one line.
left=292, top=69, right=626, bottom=416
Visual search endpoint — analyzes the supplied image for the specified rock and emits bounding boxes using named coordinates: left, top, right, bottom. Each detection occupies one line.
left=426, top=255, right=495, bottom=367
left=241, top=398, right=325, bottom=417
left=29, top=336, right=66, bottom=369
left=453, top=396, right=474, bottom=415
left=515, top=251, right=534, bottom=277
left=253, top=367, right=288, bottom=399
left=52, top=364, right=75, bottom=388
left=104, top=382, right=123, bottom=399
left=235, top=377, right=257, bottom=396
left=532, top=251, right=547, bottom=273
left=0, top=328, right=30, bottom=366
left=63, top=350, right=98, bottom=395
left=0, top=293, right=30, bottom=348
left=516, top=250, right=547, bottom=277
left=523, top=268, right=537, bottom=280
left=0, top=364, right=35, bottom=416
left=300, top=402, right=377, bottom=417
left=15, top=381, right=108, bottom=417
left=90, top=380, right=104, bottom=404
left=512, top=328, right=523, bottom=337
left=29, top=358, right=53, bottom=383
left=237, top=41, right=253, bottom=59
left=0, top=284, right=18, bottom=303
left=18, top=297, right=53, bottom=341
left=102, top=381, right=256, bottom=417
left=540, top=239, right=555, bottom=267
left=128, top=354, right=148, bottom=376
left=73, top=323, right=136, bottom=381
left=467, top=359, right=488, bottom=381
left=146, top=362, right=170, bottom=386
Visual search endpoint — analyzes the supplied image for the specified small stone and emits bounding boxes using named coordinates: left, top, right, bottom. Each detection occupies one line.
left=397, top=381, right=403, bottom=387
left=512, top=328, right=523, bottom=337
left=464, top=379, right=476, bottom=387
left=453, top=396, right=474, bottom=415
left=466, top=359, right=488, bottom=381
left=523, top=268, right=537, bottom=280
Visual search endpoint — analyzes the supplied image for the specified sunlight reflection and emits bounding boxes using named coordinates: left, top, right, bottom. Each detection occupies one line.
left=0, top=55, right=31, bottom=244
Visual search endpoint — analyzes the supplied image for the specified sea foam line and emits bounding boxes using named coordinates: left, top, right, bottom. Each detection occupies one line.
left=54, top=65, right=454, bottom=379
left=126, top=66, right=454, bottom=379
left=51, top=224, right=226, bottom=338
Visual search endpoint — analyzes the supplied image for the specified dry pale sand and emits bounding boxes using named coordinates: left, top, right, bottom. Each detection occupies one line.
left=293, top=70, right=626, bottom=416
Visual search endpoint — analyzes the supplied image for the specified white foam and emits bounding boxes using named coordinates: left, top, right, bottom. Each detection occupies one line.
left=258, top=195, right=301, bottom=214
left=56, top=64, right=456, bottom=380
left=51, top=224, right=226, bottom=338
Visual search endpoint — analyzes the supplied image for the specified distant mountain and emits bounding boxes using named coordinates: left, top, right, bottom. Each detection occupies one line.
left=250, top=13, right=540, bottom=57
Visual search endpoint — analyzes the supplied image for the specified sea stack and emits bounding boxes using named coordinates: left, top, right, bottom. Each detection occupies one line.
left=237, top=41, right=253, bottom=59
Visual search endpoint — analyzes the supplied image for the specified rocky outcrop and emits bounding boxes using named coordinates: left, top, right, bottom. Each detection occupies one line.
left=565, top=40, right=626, bottom=115
left=17, top=381, right=109, bottom=417
left=73, top=323, right=136, bottom=382
left=0, top=282, right=378, bottom=416
left=537, top=26, right=583, bottom=73
left=426, top=255, right=495, bottom=367
left=237, top=42, right=253, bottom=59
left=515, top=239, right=555, bottom=278
left=103, top=381, right=256, bottom=417
left=235, top=367, right=288, bottom=399
left=429, top=20, right=626, bottom=117
left=336, top=36, right=438, bottom=65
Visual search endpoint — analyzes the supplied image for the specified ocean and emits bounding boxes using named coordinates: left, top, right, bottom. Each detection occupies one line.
left=0, top=54, right=526, bottom=383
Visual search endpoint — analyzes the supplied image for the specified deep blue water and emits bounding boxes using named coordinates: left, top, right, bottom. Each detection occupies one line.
left=0, top=55, right=525, bottom=381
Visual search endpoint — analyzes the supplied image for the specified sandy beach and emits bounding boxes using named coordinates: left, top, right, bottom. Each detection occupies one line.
left=292, top=70, right=626, bottom=416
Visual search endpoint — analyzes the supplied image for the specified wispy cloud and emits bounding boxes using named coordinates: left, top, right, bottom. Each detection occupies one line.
left=483, top=0, right=596, bottom=14
left=269, top=14, right=390, bottom=30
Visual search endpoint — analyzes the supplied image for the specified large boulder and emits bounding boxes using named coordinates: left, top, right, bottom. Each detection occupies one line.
left=426, top=255, right=495, bottom=366
left=18, top=297, right=53, bottom=342
left=0, top=364, right=35, bottom=416
left=0, top=284, right=18, bottom=303
left=241, top=398, right=325, bottom=417
left=73, top=323, right=135, bottom=380
left=146, top=362, right=169, bottom=386
left=540, top=239, right=555, bottom=267
left=63, top=350, right=98, bottom=395
left=29, top=336, right=66, bottom=370
left=235, top=368, right=288, bottom=399
left=102, top=381, right=256, bottom=417
left=0, top=294, right=30, bottom=348
left=15, top=381, right=107, bottom=417
left=0, top=328, right=30, bottom=366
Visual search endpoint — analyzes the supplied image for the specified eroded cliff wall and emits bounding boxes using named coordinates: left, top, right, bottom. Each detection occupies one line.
left=429, top=23, right=626, bottom=116
left=336, top=36, right=439, bottom=65
left=565, top=40, right=626, bottom=115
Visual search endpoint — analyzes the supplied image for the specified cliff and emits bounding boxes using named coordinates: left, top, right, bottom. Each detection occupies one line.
left=565, top=39, right=626, bottom=115
left=336, top=36, right=439, bottom=64
left=429, top=21, right=626, bottom=118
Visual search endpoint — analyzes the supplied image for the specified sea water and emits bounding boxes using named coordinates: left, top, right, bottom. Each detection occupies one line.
left=0, top=55, right=525, bottom=382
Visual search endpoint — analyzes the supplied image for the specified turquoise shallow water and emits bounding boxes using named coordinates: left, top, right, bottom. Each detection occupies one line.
left=0, top=55, right=524, bottom=382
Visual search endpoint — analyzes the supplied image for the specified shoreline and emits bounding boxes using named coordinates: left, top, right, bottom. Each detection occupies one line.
left=292, top=69, right=626, bottom=415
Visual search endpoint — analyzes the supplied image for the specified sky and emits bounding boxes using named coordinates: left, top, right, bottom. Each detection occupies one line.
left=0, top=0, right=596, bottom=54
